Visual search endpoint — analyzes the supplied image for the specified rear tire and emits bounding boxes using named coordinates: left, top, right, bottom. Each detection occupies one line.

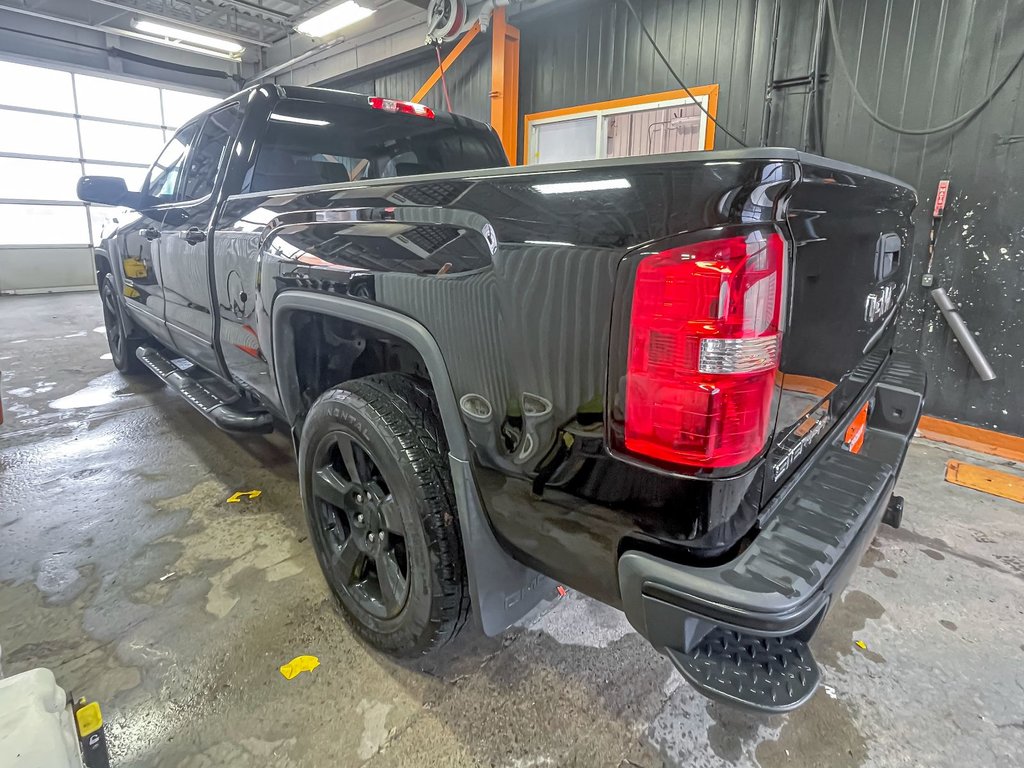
left=299, top=373, right=469, bottom=656
left=100, top=272, right=145, bottom=376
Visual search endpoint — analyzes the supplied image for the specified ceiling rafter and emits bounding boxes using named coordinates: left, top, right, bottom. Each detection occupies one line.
left=148, top=0, right=294, bottom=31
left=214, top=0, right=293, bottom=23
left=68, top=0, right=295, bottom=43
left=3, top=0, right=426, bottom=69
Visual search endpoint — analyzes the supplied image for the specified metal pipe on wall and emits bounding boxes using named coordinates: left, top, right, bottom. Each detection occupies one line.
left=246, top=0, right=413, bottom=84
left=931, top=287, right=997, bottom=382
left=759, top=0, right=782, bottom=147
left=248, top=39, right=342, bottom=82
left=472, top=0, right=511, bottom=32
left=803, top=0, right=828, bottom=153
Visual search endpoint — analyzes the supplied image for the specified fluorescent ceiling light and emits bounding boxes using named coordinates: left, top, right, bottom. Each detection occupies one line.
left=270, top=113, right=330, bottom=126
left=132, top=19, right=244, bottom=54
left=115, top=29, right=241, bottom=60
left=296, top=1, right=375, bottom=38
left=532, top=179, right=631, bottom=195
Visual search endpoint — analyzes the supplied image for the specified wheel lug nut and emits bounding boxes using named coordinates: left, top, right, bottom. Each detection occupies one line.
left=356, top=513, right=364, bottom=524
left=367, top=532, right=375, bottom=543
left=355, top=493, right=363, bottom=503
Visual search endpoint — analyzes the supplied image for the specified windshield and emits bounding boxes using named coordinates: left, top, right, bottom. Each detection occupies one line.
left=245, top=98, right=507, bottom=193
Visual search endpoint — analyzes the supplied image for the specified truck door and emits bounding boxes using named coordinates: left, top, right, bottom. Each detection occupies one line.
left=119, top=124, right=199, bottom=346
left=158, top=102, right=245, bottom=377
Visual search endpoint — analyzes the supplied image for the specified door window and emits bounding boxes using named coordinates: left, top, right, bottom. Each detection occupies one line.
left=144, top=123, right=198, bottom=203
left=182, top=102, right=245, bottom=201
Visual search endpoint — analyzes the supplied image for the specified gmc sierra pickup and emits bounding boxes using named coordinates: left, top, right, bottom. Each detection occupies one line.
left=78, top=84, right=925, bottom=713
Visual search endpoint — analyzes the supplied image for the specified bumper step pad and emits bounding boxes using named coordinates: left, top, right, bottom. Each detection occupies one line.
left=666, top=628, right=820, bottom=713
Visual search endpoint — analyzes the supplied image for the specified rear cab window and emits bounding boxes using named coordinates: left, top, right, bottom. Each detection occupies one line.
left=244, top=97, right=507, bottom=194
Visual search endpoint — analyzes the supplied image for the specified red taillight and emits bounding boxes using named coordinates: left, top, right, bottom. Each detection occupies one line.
left=367, top=96, right=435, bottom=119
left=624, top=232, right=785, bottom=469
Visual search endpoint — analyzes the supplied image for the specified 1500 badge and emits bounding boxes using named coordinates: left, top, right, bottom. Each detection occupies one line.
left=773, top=413, right=831, bottom=481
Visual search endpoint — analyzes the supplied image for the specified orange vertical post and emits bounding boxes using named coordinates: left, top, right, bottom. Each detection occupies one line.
left=489, top=8, right=520, bottom=164
left=412, top=23, right=481, bottom=104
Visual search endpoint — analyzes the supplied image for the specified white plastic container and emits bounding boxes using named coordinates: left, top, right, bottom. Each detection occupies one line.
left=0, top=667, right=83, bottom=768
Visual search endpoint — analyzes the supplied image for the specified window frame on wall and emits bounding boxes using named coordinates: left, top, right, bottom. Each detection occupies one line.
left=522, top=85, right=720, bottom=166
left=0, top=56, right=221, bottom=248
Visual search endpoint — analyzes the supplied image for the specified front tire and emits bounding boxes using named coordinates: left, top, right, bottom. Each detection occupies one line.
left=299, top=373, right=469, bottom=656
left=100, top=272, right=145, bottom=375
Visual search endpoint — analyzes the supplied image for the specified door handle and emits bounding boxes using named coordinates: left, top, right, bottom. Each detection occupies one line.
left=182, top=227, right=207, bottom=246
left=875, top=233, right=901, bottom=280
left=139, top=227, right=160, bottom=241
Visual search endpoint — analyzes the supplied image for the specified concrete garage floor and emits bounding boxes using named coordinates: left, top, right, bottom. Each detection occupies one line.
left=1, top=291, right=1023, bottom=768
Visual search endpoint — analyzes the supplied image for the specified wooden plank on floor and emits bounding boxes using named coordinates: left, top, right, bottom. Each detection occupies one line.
left=919, top=415, right=1024, bottom=463
left=945, top=460, right=1024, bottom=504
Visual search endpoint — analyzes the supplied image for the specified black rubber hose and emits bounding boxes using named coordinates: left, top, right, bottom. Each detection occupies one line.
left=826, top=0, right=1024, bottom=136
left=621, top=0, right=748, bottom=147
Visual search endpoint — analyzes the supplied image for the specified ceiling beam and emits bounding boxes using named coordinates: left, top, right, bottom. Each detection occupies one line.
left=0, top=3, right=117, bottom=36
left=214, top=0, right=293, bottom=23
left=96, top=9, right=129, bottom=25
left=80, top=0, right=273, bottom=47
left=201, top=5, right=232, bottom=26
left=253, top=7, right=425, bottom=83
left=0, top=1, right=248, bottom=66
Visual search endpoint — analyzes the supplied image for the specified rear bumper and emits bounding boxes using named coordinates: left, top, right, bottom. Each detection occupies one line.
left=618, top=350, right=926, bottom=709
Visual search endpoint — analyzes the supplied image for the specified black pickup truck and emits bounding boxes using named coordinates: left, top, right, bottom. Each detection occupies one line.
left=78, top=84, right=925, bottom=713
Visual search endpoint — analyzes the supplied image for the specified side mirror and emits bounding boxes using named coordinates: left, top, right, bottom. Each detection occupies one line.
left=77, top=176, right=135, bottom=207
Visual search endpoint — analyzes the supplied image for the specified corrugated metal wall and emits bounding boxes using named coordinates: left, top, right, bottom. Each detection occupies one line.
left=517, top=0, right=776, bottom=157
left=317, top=0, right=1024, bottom=436
left=321, top=37, right=493, bottom=125
left=518, top=0, right=1024, bottom=435
left=816, top=0, right=1024, bottom=437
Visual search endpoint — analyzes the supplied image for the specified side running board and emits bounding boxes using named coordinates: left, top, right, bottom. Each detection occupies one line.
left=136, top=346, right=273, bottom=434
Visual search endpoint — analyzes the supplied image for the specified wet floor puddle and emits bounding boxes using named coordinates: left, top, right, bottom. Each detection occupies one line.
left=48, top=372, right=155, bottom=410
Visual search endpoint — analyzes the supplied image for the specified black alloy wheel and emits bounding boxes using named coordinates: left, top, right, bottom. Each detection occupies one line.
left=299, top=373, right=469, bottom=656
left=310, top=429, right=411, bottom=619
left=100, top=272, right=144, bottom=375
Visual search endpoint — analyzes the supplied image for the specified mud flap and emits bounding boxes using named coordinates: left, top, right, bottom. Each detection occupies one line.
left=449, top=455, right=557, bottom=635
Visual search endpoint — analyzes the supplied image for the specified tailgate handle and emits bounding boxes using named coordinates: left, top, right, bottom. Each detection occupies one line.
left=875, top=233, right=901, bottom=280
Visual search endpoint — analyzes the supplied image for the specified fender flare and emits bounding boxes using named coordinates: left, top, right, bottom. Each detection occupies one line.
left=270, top=290, right=554, bottom=635
left=93, top=247, right=112, bottom=274
left=270, top=290, right=470, bottom=460
left=93, top=247, right=144, bottom=337
left=93, top=248, right=119, bottom=290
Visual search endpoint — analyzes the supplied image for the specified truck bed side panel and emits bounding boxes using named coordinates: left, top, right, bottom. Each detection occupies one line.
left=218, top=153, right=797, bottom=604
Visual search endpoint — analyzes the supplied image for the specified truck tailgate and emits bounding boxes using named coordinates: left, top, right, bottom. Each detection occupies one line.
left=765, top=155, right=917, bottom=498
